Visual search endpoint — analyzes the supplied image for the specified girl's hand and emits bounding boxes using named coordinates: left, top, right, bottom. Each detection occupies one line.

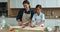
left=40, top=24, right=44, bottom=27
left=18, top=22, right=23, bottom=26
left=31, top=25, right=36, bottom=28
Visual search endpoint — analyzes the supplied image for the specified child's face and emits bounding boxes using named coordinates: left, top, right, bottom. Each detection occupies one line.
left=36, top=7, right=41, bottom=14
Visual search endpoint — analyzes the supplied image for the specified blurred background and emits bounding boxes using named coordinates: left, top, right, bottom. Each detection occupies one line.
left=0, top=0, right=60, bottom=27
left=0, top=0, right=60, bottom=32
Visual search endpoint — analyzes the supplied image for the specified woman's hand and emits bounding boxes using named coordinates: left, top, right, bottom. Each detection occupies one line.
left=18, top=22, right=23, bottom=26
left=22, top=24, right=26, bottom=28
left=17, top=19, right=23, bottom=26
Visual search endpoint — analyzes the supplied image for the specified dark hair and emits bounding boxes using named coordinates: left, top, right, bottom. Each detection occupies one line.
left=23, top=0, right=30, bottom=4
left=23, top=0, right=30, bottom=8
left=36, top=5, right=42, bottom=9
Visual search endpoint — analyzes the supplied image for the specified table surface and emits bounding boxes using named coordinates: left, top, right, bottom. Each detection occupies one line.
left=0, top=26, right=45, bottom=32
left=0, top=29, right=44, bottom=32
left=10, top=26, right=45, bottom=30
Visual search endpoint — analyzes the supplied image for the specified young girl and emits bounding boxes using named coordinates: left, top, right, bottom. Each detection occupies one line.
left=31, top=5, right=45, bottom=27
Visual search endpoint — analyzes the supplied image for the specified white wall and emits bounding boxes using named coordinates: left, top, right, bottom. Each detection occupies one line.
left=0, top=0, right=7, bottom=2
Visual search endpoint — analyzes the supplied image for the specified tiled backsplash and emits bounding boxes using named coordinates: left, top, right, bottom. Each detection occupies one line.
left=42, top=8, right=60, bottom=18
left=42, top=8, right=60, bottom=16
left=8, top=8, right=60, bottom=19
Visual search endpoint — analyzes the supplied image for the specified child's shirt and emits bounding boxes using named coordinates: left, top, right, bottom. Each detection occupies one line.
left=32, top=12, right=45, bottom=25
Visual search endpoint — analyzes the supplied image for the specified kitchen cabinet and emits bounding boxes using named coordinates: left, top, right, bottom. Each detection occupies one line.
left=10, top=0, right=24, bottom=8
left=29, top=0, right=46, bottom=8
left=0, top=0, right=7, bottom=2
left=32, top=0, right=57, bottom=8
left=57, top=0, right=60, bottom=7
left=10, top=0, right=16, bottom=8
left=10, top=0, right=46, bottom=8
left=16, top=0, right=34, bottom=8
left=28, top=0, right=35, bottom=8
left=10, top=0, right=60, bottom=8
left=16, top=0, right=24, bottom=8
left=45, top=0, right=57, bottom=8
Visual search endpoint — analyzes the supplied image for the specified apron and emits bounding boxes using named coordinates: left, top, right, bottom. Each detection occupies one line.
left=32, top=14, right=42, bottom=25
left=35, top=15, right=41, bottom=25
left=22, top=11, right=31, bottom=25
left=35, top=14, right=44, bottom=26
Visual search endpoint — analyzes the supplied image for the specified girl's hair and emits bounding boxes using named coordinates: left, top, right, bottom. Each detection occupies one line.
left=36, top=5, right=42, bottom=9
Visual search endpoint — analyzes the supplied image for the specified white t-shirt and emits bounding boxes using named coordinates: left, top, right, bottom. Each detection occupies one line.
left=32, top=12, right=45, bottom=25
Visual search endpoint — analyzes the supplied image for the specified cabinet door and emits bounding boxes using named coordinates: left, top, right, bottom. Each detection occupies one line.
left=0, top=0, right=7, bottom=2
left=57, top=0, right=60, bottom=7
left=16, top=0, right=24, bottom=8
left=28, top=0, right=46, bottom=8
left=28, top=0, right=34, bottom=8
left=15, top=0, right=34, bottom=8
left=10, top=0, right=16, bottom=8
left=45, top=0, right=57, bottom=8
left=10, top=0, right=46, bottom=8
left=37, top=0, right=46, bottom=8
left=32, top=0, right=39, bottom=8
left=10, top=0, right=24, bottom=8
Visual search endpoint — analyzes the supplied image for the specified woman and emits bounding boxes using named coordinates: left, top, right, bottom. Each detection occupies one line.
left=31, top=5, right=45, bottom=27
left=16, top=0, right=35, bottom=28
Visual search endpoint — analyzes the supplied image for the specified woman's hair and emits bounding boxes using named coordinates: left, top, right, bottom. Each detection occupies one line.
left=36, top=5, right=42, bottom=9
left=23, top=0, right=30, bottom=8
left=23, top=0, right=30, bottom=5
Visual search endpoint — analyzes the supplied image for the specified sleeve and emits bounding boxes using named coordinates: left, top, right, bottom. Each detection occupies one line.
left=32, top=14, right=36, bottom=25
left=16, top=10, right=23, bottom=21
left=30, top=10, right=35, bottom=20
left=41, top=14, right=45, bottom=20
left=32, top=14, right=35, bottom=21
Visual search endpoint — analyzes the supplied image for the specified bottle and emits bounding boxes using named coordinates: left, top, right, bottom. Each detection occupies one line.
left=44, top=27, right=49, bottom=32
left=0, top=14, right=6, bottom=29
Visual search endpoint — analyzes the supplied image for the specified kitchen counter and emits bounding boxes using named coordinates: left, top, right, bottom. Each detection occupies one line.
left=0, top=18, right=60, bottom=32
left=0, top=28, right=44, bottom=32
left=0, top=26, right=45, bottom=32
left=0, top=18, right=60, bottom=27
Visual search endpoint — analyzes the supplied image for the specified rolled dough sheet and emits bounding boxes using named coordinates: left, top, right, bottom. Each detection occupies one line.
left=10, top=26, right=45, bottom=30
left=23, top=26, right=45, bottom=30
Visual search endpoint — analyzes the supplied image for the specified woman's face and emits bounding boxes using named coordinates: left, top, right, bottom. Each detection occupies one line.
left=36, top=7, right=41, bottom=14
left=23, top=3, right=30, bottom=9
